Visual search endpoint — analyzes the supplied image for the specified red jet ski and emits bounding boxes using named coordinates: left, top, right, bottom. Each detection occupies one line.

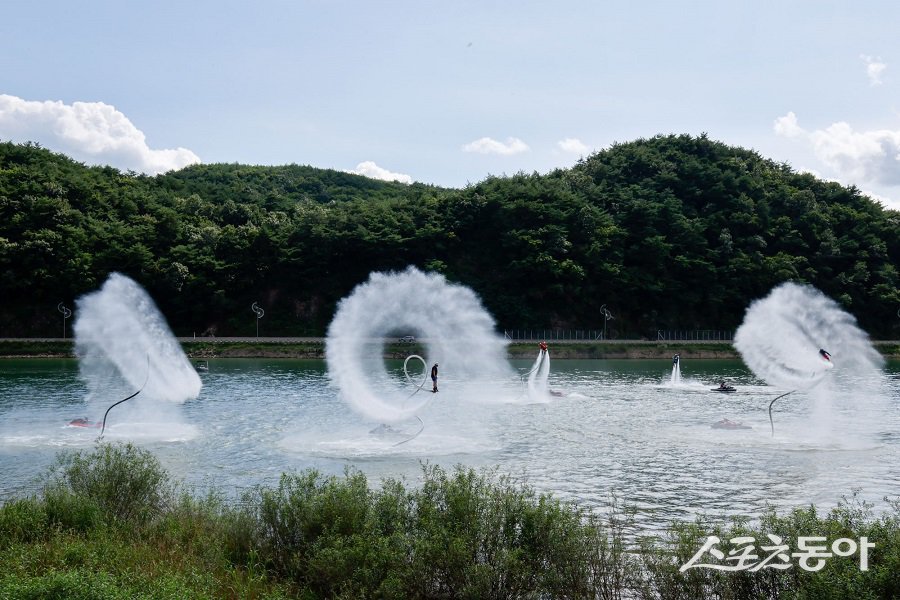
left=68, top=418, right=102, bottom=429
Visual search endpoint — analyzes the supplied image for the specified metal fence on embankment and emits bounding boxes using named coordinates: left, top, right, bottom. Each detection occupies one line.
left=656, top=330, right=733, bottom=341
left=502, top=330, right=607, bottom=341
left=500, top=329, right=735, bottom=342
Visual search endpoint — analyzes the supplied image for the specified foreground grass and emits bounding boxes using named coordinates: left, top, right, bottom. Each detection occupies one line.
left=1, top=444, right=899, bottom=598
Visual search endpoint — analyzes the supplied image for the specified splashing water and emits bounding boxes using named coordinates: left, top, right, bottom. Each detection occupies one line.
left=670, top=355, right=682, bottom=385
left=74, top=273, right=202, bottom=420
left=326, top=267, right=513, bottom=423
left=526, top=349, right=551, bottom=400
left=734, top=283, right=881, bottom=388
left=734, top=282, right=885, bottom=437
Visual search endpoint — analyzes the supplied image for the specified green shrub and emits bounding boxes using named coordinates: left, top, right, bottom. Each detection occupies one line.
left=0, top=497, right=48, bottom=547
left=46, top=442, right=173, bottom=526
left=42, top=486, right=102, bottom=533
left=0, top=570, right=122, bottom=600
left=250, top=468, right=397, bottom=596
left=407, top=464, right=635, bottom=598
left=234, top=464, right=645, bottom=598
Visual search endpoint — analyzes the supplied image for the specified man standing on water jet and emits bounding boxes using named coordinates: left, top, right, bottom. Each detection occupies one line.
left=431, top=363, right=439, bottom=393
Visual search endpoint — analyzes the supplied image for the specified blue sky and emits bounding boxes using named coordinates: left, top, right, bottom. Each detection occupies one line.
left=2, top=1, right=899, bottom=208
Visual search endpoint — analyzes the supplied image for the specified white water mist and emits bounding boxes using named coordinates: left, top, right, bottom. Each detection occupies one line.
left=526, top=349, right=551, bottom=400
left=670, top=356, right=682, bottom=385
left=326, top=267, right=513, bottom=423
left=734, top=282, right=885, bottom=438
left=74, top=273, right=202, bottom=418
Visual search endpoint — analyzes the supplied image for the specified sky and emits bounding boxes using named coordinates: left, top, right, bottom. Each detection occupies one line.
left=2, top=0, right=900, bottom=209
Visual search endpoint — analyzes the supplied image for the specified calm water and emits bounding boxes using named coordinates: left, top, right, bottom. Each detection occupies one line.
left=1, top=358, right=898, bottom=531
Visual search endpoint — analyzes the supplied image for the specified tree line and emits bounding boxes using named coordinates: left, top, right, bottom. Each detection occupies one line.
left=1, top=134, right=897, bottom=338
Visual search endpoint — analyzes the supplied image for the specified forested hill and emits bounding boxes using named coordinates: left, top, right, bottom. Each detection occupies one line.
left=1, top=135, right=898, bottom=339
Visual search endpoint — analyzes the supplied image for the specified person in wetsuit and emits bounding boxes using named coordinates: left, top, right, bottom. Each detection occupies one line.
left=431, top=363, right=438, bottom=393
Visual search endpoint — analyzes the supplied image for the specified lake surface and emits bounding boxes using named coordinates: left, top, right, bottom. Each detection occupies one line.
left=1, top=357, right=898, bottom=531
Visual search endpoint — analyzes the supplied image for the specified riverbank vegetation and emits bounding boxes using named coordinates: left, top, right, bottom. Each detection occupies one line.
left=1, top=443, right=898, bottom=598
left=2, top=135, right=898, bottom=339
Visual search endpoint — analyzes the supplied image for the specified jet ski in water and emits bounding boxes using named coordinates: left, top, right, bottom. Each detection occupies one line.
left=68, top=417, right=102, bottom=429
left=711, top=381, right=737, bottom=393
left=712, top=418, right=751, bottom=430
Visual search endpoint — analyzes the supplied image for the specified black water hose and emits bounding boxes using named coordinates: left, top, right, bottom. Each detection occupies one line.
left=393, top=416, right=425, bottom=447
left=99, top=355, right=150, bottom=439
left=768, top=390, right=795, bottom=437
left=392, top=355, right=430, bottom=446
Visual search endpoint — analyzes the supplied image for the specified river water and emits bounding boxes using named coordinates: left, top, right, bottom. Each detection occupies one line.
left=1, top=357, right=897, bottom=531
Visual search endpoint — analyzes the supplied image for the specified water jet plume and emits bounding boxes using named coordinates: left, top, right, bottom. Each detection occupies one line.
left=74, top=273, right=202, bottom=414
left=734, top=282, right=885, bottom=437
left=524, top=347, right=551, bottom=401
left=734, top=282, right=881, bottom=389
left=670, top=354, right=682, bottom=385
left=326, top=266, right=512, bottom=423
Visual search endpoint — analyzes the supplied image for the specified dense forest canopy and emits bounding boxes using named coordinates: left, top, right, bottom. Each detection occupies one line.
left=1, top=135, right=898, bottom=338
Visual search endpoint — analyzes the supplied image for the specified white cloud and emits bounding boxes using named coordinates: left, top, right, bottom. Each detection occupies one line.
left=0, top=94, right=200, bottom=175
left=860, top=54, right=886, bottom=86
left=461, top=136, right=530, bottom=155
left=860, top=189, right=900, bottom=211
left=557, top=137, right=589, bottom=154
left=349, top=161, right=412, bottom=184
left=773, top=111, right=900, bottom=186
left=773, top=111, right=804, bottom=138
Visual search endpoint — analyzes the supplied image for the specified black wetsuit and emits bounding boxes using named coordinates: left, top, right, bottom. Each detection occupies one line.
left=431, top=364, right=438, bottom=392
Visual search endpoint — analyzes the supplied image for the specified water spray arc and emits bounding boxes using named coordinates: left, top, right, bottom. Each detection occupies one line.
left=326, top=267, right=512, bottom=426
left=734, top=282, right=881, bottom=437
left=73, top=273, right=201, bottom=432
